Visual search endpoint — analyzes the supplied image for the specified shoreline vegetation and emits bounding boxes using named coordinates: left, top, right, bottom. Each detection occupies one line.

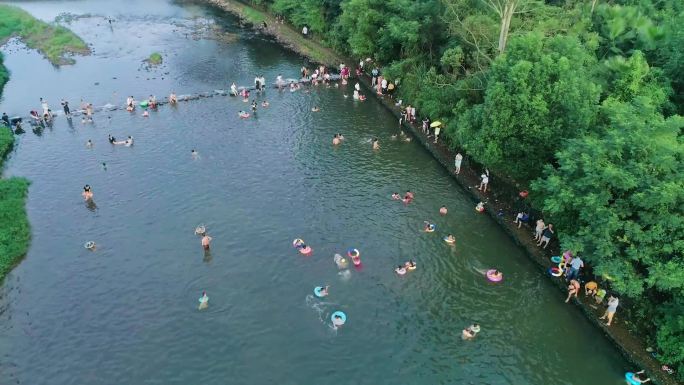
left=0, top=4, right=90, bottom=66
left=0, top=3, right=86, bottom=282
left=200, top=0, right=683, bottom=384
left=0, top=127, right=30, bottom=282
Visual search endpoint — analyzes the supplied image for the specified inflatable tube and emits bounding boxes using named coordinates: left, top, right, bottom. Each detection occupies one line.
left=84, top=241, right=95, bottom=250
left=331, top=311, right=346, bottom=326
left=475, top=206, right=485, bottom=213
left=292, top=239, right=304, bottom=248
left=352, top=255, right=361, bottom=266
left=443, top=236, right=456, bottom=244
left=396, top=267, right=406, bottom=275
left=551, top=256, right=562, bottom=264
left=625, top=372, right=640, bottom=385
left=314, top=286, right=327, bottom=298
left=139, top=100, right=149, bottom=108
left=195, top=225, right=206, bottom=235
left=425, top=224, right=436, bottom=232
left=347, top=248, right=360, bottom=258
left=239, top=113, right=250, bottom=118
left=299, top=246, right=312, bottom=255
left=486, top=269, right=503, bottom=282
left=407, top=264, right=416, bottom=271
left=549, top=267, right=562, bottom=277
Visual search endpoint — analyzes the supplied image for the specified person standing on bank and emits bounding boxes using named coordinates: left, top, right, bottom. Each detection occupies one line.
left=566, top=255, right=584, bottom=281
left=600, top=295, right=619, bottom=326
left=454, top=153, right=463, bottom=174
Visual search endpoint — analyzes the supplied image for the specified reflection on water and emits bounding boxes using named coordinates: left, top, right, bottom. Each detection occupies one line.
left=0, top=1, right=629, bottom=385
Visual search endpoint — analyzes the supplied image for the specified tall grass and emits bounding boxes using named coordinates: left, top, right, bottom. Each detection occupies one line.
left=0, top=4, right=89, bottom=65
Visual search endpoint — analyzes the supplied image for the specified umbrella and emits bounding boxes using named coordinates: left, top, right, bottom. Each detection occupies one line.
left=430, top=121, right=442, bottom=128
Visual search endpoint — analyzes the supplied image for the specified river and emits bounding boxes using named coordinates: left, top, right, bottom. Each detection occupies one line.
left=0, top=1, right=630, bottom=384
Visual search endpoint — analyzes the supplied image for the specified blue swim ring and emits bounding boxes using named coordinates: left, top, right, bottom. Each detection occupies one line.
left=331, top=311, right=346, bottom=326
left=314, top=286, right=327, bottom=298
left=625, top=372, right=640, bottom=385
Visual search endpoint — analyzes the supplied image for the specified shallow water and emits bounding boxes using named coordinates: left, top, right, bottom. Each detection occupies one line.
left=0, top=1, right=630, bottom=384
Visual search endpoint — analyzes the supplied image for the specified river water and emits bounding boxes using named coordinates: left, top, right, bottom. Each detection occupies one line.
left=0, top=1, right=630, bottom=384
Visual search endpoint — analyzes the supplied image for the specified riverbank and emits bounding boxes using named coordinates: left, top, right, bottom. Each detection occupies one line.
left=0, top=4, right=89, bottom=65
left=198, top=1, right=678, bottom=384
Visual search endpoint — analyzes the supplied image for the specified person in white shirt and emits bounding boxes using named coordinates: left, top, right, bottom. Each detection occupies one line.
left=479, top=170, right=489, bottom=192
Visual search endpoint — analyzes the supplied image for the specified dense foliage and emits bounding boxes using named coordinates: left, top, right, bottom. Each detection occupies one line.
left=246, top=0, right=684, bottom=376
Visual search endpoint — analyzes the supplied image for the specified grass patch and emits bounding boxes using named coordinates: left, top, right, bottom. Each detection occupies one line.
left=0, top=4, right=89, bottom=65
left=242, top=7, right=266, bottom=24
left=148, top=52, right=163, bottom=65
left=0, top=177, right=30, bottom=281
left=0, top=53, right=8, bottom=96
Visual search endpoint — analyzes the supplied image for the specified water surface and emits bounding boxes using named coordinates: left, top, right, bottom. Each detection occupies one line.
left=0, top=1, right=629, bottom=384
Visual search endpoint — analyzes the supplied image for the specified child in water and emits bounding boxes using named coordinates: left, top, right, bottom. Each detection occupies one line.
left=439, top=206, right=448, bottom=215
left=372, top=138, right=380, bottom=150
left=82, top=185, right=93, bottom=201
left=391, top=192, right=401, bottom=200
left=462, top=324, right=480, bottom=340
left=333, top=134, right=341, bottom=145
left=198, top=291, right=209, bottom=310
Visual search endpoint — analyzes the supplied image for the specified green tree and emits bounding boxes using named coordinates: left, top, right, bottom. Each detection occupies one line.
left=455, top=33, right=600, bottom=181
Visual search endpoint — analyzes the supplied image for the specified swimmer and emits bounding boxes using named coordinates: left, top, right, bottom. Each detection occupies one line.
left=148, top=95, right=157, bottom=109
left=102, top=162, right=107, bottom=171
left=332, top=314, right=345, bottom=328
left=439, top=206, right=448, bottom=215
left=201, top=234, right=212, bottom=250
left=318, top=286, right=329, bottom=297
left=462, top=324, right=481, bottom=340
left=311, top=106, right=320, bottom=112
left=395, top=265, right=407, bottom=275
left=169, top=92, right=177, bottom=104
left=372, top=138, right=380, bottom=150
left=476, top=202, right=485, bottom=212
left=391, top=192, right=400, bottom=200
left=142, top=110, right=149, bottom=117
left=391, top=133, right=398, bottom=139
left=86, top=139, right=93, bottom=148
left=108, top=134, right=116, bottom=144
left=337, top=133, right=345, bottom=141
left=230, top=82, right=238, bottom=96
left=444, top=234, right=456, bottom=244
left=191, top=149, right=199, bottom=158
left=333, top=134, right=341, bottom=146
left=238, top=110, right=250, bottom=118
left=423, top=221, right=435, bottom=232
left=251, top=100, right=258, bottom=112
left=334, top=253, right=348, bottom=269
left=261, top=100, right=269, bottom=107
left=124, top=136, right=134, bottom=146
left=405, top=190, right=415, bottom=200
left=198, top=291, right=209, bottom=310
left=488, top=269, right=503, bottom=280
left=405, top=260, right=417, bottom=270
left=82, top=185, right=93, bottom=201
